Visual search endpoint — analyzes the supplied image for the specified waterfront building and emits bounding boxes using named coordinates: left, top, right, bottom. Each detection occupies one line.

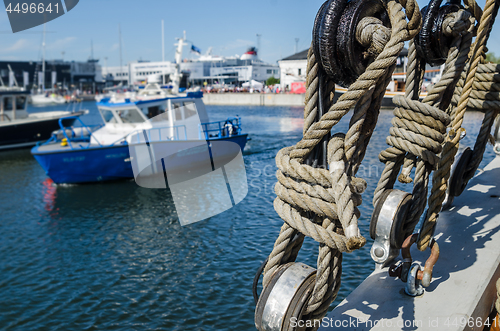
left=278, top=48, right=442, bottom=93
left=102, top=47, right=280, bottom=88
left=0, top=59, right=102, bottom=91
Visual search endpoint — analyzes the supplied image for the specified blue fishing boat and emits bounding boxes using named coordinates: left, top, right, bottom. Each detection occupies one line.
left=31, top=91, right=249, bottom=184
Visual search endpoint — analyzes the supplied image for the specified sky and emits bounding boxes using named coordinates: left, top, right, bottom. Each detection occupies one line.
left=1, top=0, right=500, bottom=67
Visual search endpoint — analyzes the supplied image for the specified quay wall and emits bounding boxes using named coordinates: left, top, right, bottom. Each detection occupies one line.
left=203, top=93, right=306, bottom=106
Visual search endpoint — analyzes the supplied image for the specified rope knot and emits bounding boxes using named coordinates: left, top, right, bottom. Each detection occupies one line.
left=381, top=95, right=451, bottom=168
left=274, top=146, right=364, bottom=254
left=356, top=17, right=391, bottom=58
left=443, top=9, right=472, bottom=37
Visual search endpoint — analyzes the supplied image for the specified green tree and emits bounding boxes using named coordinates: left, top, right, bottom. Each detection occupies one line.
left=266, top=76, right=280, bottom=85
left=486, top=52, right=500, bottom=63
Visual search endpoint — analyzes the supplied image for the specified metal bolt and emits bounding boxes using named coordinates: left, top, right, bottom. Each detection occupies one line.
left=374, top=247, right=385, bottom=258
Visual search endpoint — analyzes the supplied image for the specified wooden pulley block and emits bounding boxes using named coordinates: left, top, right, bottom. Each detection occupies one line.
left=313, top=0, right=390, bottom=87
left=370, top=189, right=412, bottom=265
left=415, top=0, right=464, bottom=66
left=255, top=263, right=316, bottom=331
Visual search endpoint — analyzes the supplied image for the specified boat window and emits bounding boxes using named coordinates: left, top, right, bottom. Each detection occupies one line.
left=16, top=96, right=26, bottom=110
left=3, top=97, right=13, bottom=111
left=100, top=109, right=118, bottom=124
left=184, top=101, right=197, bottom=119
left=117, top=108, right=145, bottom=123
left=173, top=102, right=183, bottom=121
left=147, top=106, right=161, bottom=119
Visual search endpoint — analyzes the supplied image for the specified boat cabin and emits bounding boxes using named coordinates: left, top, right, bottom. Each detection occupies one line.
left=94, top=93, right=209, bottom=145
left=0, top=88, right=29, bottom=122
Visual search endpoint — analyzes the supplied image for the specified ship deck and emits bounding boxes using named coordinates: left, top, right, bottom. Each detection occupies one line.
left=320, top=156, right=500, bottom=331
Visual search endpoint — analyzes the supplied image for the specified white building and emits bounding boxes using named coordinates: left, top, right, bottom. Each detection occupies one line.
left=279, top=48, right=416, bottom=92
left=101, top=47, right=279, bottom=87
left=278, top=49, right=308, bottom=91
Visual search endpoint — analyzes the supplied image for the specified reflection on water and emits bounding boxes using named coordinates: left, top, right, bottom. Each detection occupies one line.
left=0, top=102, right=496, bottom=330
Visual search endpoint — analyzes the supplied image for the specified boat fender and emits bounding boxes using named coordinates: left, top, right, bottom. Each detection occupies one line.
left=370, top=189, right=412, bottom=266
left=255, top=263, right=316, bottom=331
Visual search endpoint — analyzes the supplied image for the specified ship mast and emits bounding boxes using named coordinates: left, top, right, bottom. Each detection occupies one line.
left=42, top=23, right=46, bottom=91
left=172, top=31, right=186, bottom=94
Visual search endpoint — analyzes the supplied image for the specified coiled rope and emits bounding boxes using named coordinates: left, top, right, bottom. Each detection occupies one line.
left=261, top=0, right=421, bottom=325
left=373, top=6, right=474, bottom=248
left=418, top=0, right=499, bottom=250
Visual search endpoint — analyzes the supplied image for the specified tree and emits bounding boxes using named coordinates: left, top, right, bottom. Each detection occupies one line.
left=266, top=76, right=280, bottom=86
left=486, top=52, right=500, bottom=63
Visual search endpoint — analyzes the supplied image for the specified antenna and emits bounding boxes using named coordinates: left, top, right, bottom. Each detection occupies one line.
left=256, top=34, right=262, bottom=59
left=162, top=20, right=165, bottom=62
left=42, top=23, right=46, bottom=90
left=91, top=40, right=94, bottom=60
left=295, top=38, right=299, bottom=54
left=119, top=24, right=123, bottom=85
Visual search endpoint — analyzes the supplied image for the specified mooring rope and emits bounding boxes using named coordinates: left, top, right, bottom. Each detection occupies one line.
left=261, top=0, right=421, bottom=325
left=497, top=277, right=500, bottom=315
left=418, top=0, right=499, bottom=250
left=257, top=0, right=500, bottom=326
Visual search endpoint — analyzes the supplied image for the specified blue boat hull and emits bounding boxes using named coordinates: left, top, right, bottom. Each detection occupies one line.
left=31, top=135, right=248, bottom=184
left=32, top=144, right=133, bottom=184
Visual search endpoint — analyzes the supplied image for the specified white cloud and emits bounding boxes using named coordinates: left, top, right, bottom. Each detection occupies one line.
left=0, top=39, right=30, bottom=53
left=46, top=37, right=77, bottom=50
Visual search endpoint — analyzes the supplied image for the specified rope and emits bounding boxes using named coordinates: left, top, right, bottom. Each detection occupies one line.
left=497, top=277, right=500, bottom=314
left=261, top=0, right=421, bottom=325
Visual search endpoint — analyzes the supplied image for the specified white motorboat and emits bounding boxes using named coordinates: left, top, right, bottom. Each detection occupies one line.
left=30, top=92, right=68, bottom=106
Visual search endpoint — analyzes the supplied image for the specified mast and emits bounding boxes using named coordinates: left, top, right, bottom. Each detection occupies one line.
left=119, top=24, right=123, bottom=86
left=162, top=20, right=165, bottom=85
left=42, top=23, right=46, bottom=91
left=162, top=20, right=165, bottom=62
left=172, top=31, right=186, bottom=94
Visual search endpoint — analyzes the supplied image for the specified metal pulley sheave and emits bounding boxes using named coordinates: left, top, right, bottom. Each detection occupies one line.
left=370, top=189, right=412, bottom=266
left=255, top=263, right=317, bottom=331
left=414, top=0, right=465, bottom=66
left=313, top=0, right=391, bottom=87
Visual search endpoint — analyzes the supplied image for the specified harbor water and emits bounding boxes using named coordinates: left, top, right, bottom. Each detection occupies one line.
left=0, top=101, right=496, bottom=330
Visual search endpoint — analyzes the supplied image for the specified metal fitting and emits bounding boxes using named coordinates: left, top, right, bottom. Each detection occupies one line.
left=255, top=263, right=316, bottom=331
left=389, top=234, right=440, bottom=296
left=406, top=263, right=425, bottom=297
left=370, top=189, right=412, bottom=266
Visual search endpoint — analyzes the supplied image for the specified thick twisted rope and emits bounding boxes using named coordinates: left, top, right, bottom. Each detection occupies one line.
left=374, top=5, right=476, bottom=246
left=417, top=12, right=475, bottom=250
left=497, top=278, right=500, bottom=315
left=260, top=0, right=421, bottom=325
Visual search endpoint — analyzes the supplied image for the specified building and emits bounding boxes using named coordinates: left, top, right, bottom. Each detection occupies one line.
left=279, top=48, right=416, bottom=92
left=0, top=59, right=102, bottom=90
left=102, top=47, right=280, bottom=87
left=278, top=49, right=309, bottom=91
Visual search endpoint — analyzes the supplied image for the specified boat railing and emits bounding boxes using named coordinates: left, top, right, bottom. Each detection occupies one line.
left=132, top=125, right=188, bottom=144
left=198, top=117, right=242, bottom=140
left=55, top=116, right=104, bottom=149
